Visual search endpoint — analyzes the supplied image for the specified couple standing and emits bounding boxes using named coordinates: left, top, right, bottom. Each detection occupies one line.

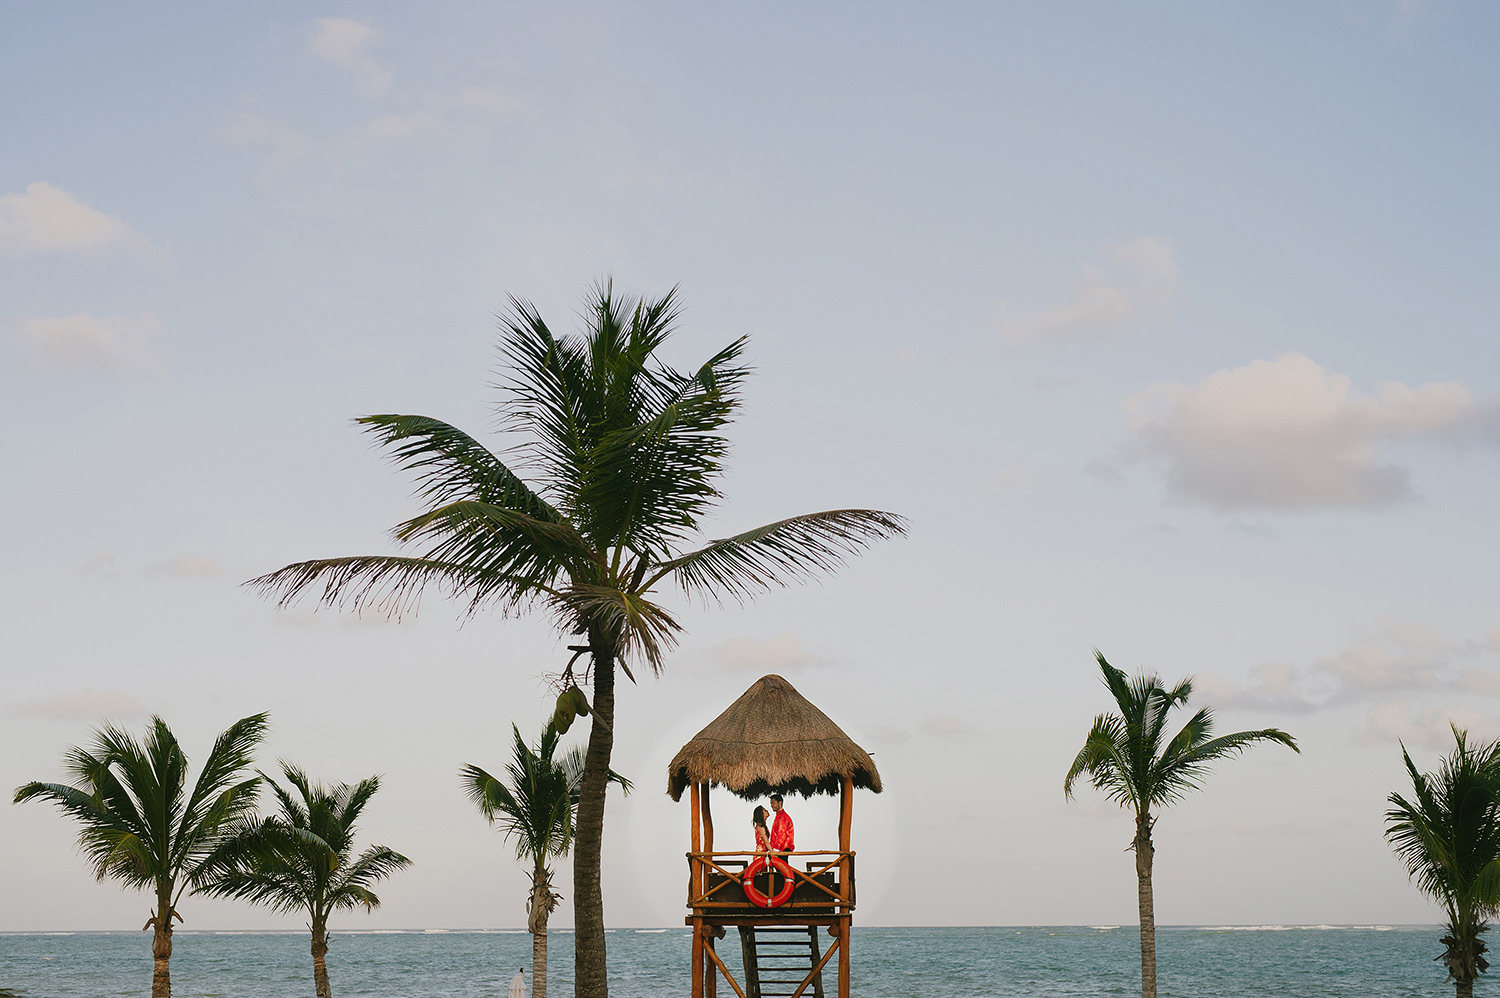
left=751, top=793, right=794, bottom=854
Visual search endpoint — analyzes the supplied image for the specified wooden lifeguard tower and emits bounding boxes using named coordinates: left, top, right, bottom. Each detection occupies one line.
left=667, top=674, right=882, bottom=998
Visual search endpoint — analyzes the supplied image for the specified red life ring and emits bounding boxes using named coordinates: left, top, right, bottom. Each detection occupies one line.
left=741, top=855, right=796, bottom=908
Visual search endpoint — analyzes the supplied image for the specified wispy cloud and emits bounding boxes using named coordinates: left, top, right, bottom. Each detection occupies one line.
left=365, top=112, right=443, bottom=141
left=75, top=551, right=118, bottom=574
left=997, top=238, right=1176, bottom=343
left=148, top=555, right=228, bottom=579
left=1200, top=618, right=1500, bottom=746
left=869, top=713, right=978, bottom=744
left=1356, top=701, right=1499, bottom=749
left=459, top=85, right=521, bottom=115
left=17, top=311, right=164, bottom=375
left=1123, top=353, right=1491, bottom=509
left=8, top=690, right=150, bottom=721
left=0, top=182, right=157, bottom=258
left=220, top=112, right=310, bottom=177
left=309, top=17, right=392, bottom=97
left=696, top=633, right=827, bottom=674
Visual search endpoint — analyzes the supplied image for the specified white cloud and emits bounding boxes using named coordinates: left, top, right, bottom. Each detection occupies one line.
left=17, top=311, right=164, bottom=375
left=309, top=18, right=392, bottom=97
left=148, top=555, right=227, bottom=579
left=997, top=237, right=1176, bottom=343
left=459, top=85, right=521, bottom=114
left=365, top=112, right=443, bottom=141
left=1315, top=617, right=1452, bottom=692
left=1194, top=662, right=1319, bottom=714
left=1356, top=700, right=1499, bottom=748
left=0, top=182, right=152, bottom=258
left=8, top=690, right=149, bottom=721
left=1123, top=353, right=1487, bottom=509
left=700, top=633, right=825, bottom=674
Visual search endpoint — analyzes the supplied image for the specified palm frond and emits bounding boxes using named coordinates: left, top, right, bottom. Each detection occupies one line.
left=191, top=761, right=407, bottom=925
left=356, top=414, right=562, bottom=522
left=246, top=555, right=537, bottom=620
left=548, top=585, right=681, bottom=674
left=1068, top=652, right=1298, bottom=821
left=654, top=510, right=908, bottom=603
left=392, top=500, right=594, bottom=580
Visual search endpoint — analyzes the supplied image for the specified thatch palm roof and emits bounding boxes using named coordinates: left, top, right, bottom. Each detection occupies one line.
left=667, top=674, right=882, bottom=801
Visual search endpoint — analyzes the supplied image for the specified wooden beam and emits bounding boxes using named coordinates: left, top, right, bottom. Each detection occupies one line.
left=791, top=933, right=840, bottom=998
left=703, top=937, right=750, bottom=998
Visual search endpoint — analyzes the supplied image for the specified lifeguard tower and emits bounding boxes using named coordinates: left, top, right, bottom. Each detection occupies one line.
left=667, top=674, right=882, bottom=998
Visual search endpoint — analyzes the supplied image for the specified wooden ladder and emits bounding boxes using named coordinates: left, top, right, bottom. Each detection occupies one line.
left=737, top=926, right=825, bottom=998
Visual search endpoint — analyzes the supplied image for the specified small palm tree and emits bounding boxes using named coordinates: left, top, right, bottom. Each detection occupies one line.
left=1064, top=652, right=1297, bottom=998
left=462, top=722, right=630, bottom=998
left=1386, top=726, right=1500, bottom=998
left=197, top=763, right=412, bottom=998
left=249, top=281, right=904, bottom=997
left=14, top=713, right=268, bottom=998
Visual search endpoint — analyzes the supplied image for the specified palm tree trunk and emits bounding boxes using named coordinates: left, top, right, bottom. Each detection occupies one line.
left=533, top=908, right=549, bottom=998
left=1456, top=982, right=1473, bottom=998
left=529, top=866, right=554, bottom=998
left=574, top=638, right=616, bottom=998
left=149, top=887, right=173, bottom=998
left=1134, top=809, right=1156, bottom=998
left=312, top=919, right=332, bottom=998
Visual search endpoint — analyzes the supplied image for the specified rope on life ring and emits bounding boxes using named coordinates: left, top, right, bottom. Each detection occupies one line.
left=741, top=854, right=796, bottom=908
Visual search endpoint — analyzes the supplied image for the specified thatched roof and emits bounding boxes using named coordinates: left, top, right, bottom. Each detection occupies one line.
left=667, top=674, right=882, bottom=801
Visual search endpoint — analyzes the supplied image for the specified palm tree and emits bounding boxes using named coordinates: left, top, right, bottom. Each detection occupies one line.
left=247, top=281, right=905, bottom=997
left=462, top=722, right=631, bottom=998
left=13, top=713, right=267, bottom=998
left=197, top=763, right=412, bottom=998
left=1386, top=726, right=1500, bottom=998
left=1064, top=652, right=1298, bottom=998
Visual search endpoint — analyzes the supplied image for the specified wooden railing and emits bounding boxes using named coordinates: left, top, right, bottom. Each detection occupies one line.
left=688, top=849, right=855, bottom=913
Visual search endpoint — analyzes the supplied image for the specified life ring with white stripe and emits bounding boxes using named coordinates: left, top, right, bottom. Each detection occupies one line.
left=741, top=854, right=796, bottom=907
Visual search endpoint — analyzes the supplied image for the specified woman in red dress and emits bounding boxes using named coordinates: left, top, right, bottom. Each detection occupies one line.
left=752, top=805, right=772, bottom=853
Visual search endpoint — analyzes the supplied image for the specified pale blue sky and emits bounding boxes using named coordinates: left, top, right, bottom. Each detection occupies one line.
left=4, top=2, right=1499, bottom=932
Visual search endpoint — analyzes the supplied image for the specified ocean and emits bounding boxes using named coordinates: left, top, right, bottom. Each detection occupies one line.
left=0, top=925, right=1471, bottom=997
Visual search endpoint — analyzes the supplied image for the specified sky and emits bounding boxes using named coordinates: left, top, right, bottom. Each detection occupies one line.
left=3, top=1, right=1499, bottom=933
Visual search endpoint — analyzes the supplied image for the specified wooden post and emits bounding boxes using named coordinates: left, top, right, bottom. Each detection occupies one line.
left=692, top=918, right=704, bottom=998
left=691, top=782, right=702, bottom=903
left=838, top=776, right=853, bottom=998
left=701, top=782, right=714, bottom=853
left=706, top=926, right=719, bottom=998
left=838, top=777, right=852, bottom=906
left=838, top=922, right=850, bottom=998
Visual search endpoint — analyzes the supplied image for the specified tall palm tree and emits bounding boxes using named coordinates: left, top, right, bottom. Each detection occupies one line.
left=1386, top=726, right=1500, bottom=998
left=1064, top=652, right=1298, bottom=998
left=197, top=763, right=412, bottom=998
left=462, top=722, right=631, bottom=998
left=247, top=281, right=905, bottom=997
left=13, top=713, right=268, bottom=998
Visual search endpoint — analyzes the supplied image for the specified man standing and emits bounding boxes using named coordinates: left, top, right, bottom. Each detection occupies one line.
left=509, top=967, right=527, bottom=998
left=768, top=793, right=794, bottom=855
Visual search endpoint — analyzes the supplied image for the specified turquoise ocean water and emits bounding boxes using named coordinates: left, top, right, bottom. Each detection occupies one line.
left=0, top=925, right=1476, bottom=997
